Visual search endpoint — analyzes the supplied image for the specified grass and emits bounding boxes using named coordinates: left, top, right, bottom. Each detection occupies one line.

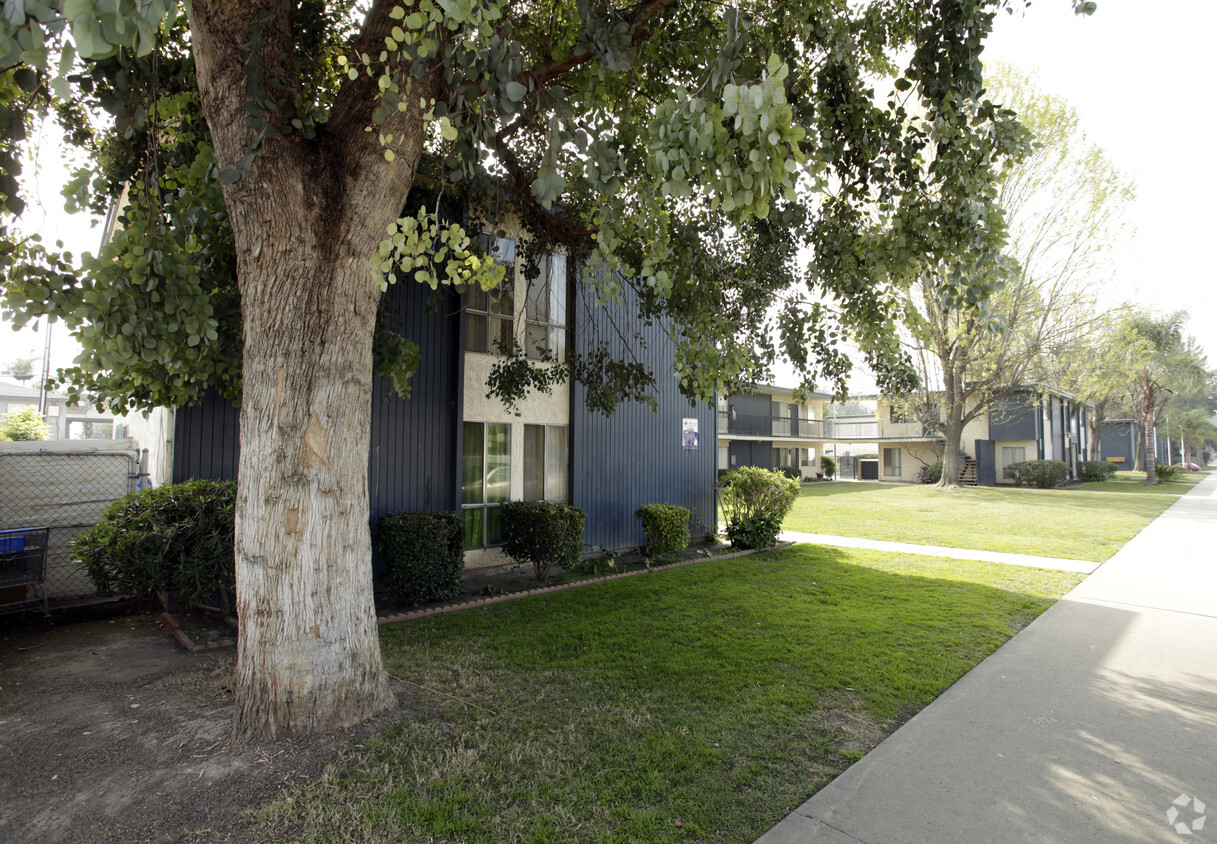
left=252, top=545, right=1082, bottom=843
left=782, top=478, right=1197, bottom=562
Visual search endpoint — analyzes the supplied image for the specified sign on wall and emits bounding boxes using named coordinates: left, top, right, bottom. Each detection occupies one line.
left=682, top=418, right=699, bottom=450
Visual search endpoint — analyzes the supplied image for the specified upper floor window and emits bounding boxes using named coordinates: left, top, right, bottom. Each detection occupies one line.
left=524, top=253, right=567, bottom=362
left=466, top=236, right=516, bottom=354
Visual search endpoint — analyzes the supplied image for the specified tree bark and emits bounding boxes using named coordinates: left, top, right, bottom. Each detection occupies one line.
left=187, top=0, right=435, bottom=739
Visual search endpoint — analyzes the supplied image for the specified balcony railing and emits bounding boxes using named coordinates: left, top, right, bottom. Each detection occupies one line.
left=717, top=411, right=879, bottom=440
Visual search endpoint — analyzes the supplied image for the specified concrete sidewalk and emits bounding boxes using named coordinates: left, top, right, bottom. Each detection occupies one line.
left=758, top=474, right=1217, bottom=844
left=779, top=530, right=1099, bottom=574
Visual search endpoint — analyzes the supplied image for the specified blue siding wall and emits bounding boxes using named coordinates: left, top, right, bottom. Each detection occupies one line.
left=988, top=395, right=1038, bottom=441
left=1100, top=420, right=1137, bottom=465
left=173, top=282, right=462, bottom=524
left=173, top=389, right=241, bottom=481
left=570, top=284, right=717, bottom=549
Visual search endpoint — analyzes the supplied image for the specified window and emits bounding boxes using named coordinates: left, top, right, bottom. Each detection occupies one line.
left=773, top=447, right=797, bottom=469
left=883, top=447, right=902, bottom=477
left=524, top=424, right=568, bottom=502
left=462, top=422, right=511, bottom=548
left=465, top=236, right=516, bottom=354
left=889, top=405, right=910, bottom=423
left=524, top=253, right=567, bottom=361
left=1002, top=446, right=1026, bottom=479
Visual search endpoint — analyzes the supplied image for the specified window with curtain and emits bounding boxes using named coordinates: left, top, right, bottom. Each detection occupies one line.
left=524, top=424, right=568, bottom=502
left=465, top=236, right=516, bottom=354
left=1002, top=446, right=1026, bottom=479
left=883, top=447, right=902, bottom=477
left=524, top=253, right=567, bottom=362
left=462, top=421, right=511, bottom=548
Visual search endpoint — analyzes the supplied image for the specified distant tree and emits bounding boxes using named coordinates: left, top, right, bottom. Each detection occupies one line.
left=898, top=66, right=1132, bottom=487
left=1120, top=311, right=1211, bottom=484
left=1172, top=408, right=1217, bottom=466
left=0, top=406, right=48, bottom=440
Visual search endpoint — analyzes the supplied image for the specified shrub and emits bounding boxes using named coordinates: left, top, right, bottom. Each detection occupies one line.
left=376, top=511, right=464, bottom=606
left=914, top=461, right=944, bottom=484
left=1155, top=464, right=1182, bottom=482
left=717, top=466, right=800, bottom=549
left=0, top=406, right=48, bottom=441
left=634, top=503, right=690, bottom=561
left=1078, top=461, right=1118, bottom=483
left=501, top=500, right=586, bottom=580
left=820, top=455, right=836, bottom=478
left=73, top=479, right=236, bottom=611
left=1007, top=459, right=1068, bottom=489
left=779, top=466, right=802, bottom=482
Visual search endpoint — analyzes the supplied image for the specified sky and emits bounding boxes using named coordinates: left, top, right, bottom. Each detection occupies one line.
left=983, top=0, right=1217, bottom=361
left=3, top=2, right=1214, bottom=388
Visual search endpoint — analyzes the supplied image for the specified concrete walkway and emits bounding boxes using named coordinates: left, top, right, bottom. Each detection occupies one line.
left=779, top=530, right=1099, bottom=574
left=758, top=473, right=1217, bottom=844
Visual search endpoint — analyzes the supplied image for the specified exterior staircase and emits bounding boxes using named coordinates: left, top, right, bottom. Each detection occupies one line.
left=960, top=459, right=978, bottom=487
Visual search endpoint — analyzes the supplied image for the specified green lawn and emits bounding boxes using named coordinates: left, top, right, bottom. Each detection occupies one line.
left=252, top=546, right=1082, bottom=843
left=782, top=478, right=1195, bottom=562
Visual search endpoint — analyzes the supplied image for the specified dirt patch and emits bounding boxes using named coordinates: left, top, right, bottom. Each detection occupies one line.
left=0, top=542, right=764, bottom=842
left=0, top=610, right=424, bottom=843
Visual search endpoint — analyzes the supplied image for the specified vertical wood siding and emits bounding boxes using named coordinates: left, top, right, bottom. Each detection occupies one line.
left=173, top=282, right=462, bottom=525
left=569, top=283, right=716, bottom=549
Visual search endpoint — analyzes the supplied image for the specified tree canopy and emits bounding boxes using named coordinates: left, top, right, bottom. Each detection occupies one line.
left=0, top=1, right=1100, bottom=412
left=896, top=63, right=1127, bottom=485
left=0, top=1, right=1098, bottom=739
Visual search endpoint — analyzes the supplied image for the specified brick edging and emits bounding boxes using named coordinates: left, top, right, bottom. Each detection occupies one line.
left=161, top=543, right=784, bottom=650
left=376, top=543, right=782, bottom=624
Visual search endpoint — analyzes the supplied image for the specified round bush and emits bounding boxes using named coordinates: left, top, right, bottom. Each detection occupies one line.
left=73, top=479, right=236, bottom=610
left=717, top=466, right=800, bottom=549
left=501, top=500, right=586, bottom=580
left=634, top=503, right=691, bottom=560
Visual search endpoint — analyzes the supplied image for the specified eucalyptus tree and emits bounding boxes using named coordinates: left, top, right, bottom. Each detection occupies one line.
left=898, top=64, right=1129, bottom=487
left=1121, top=311, right=1211, bottom=484
left=0, top=0, right=1094, bottom=739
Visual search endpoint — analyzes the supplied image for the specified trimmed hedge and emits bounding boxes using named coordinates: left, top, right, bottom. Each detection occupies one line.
left=635, top=503, right=691, bottom=560
left=717, top=466, right=800, bottom=549
left=376, top=511, right=464, bottom=606
left=501, top=500, right=586, bottom=580
left=1078, top=461, right=1118, bottom=483
left=73, top=479, right=236, bottom=611
left=1008, top=459, right=1068, bottom=489
left=820, top=455, right=836, bottom=478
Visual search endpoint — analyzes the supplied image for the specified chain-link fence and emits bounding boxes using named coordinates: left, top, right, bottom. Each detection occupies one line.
left=0, top=445, right=144, bottom=602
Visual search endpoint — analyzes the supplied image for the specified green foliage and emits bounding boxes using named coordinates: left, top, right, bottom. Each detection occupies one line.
left=376, top=511, right=464, bottom=607
left=778, top=466, right=802, bottom=482
left=0, top=405, right=47, bottom=440
left=1154, top=464, right=1182, bottom=483
left=0, top=0, right=1060, bottom=413
left=72, top=479, right=236, bottom=610
left=1007, top=459, right=1068, bottom=489
left=915, top=461, right=944, bottom=484
left=501, top=500, right=586, bottom=581
left=717, top=466, right=799, bottom=549
left=1078, top=461, right=1118, bottom=483
left=820, top=455, right=836, bottom=478
left=634, top=504, right=690, bottom=561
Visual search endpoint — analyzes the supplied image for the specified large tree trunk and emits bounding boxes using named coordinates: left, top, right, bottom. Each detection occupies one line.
left=189, top=1, right=434, bottom=740
left=232, top=240, right=396, bottom=740
left=936, top=372, right=965, bottom=489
